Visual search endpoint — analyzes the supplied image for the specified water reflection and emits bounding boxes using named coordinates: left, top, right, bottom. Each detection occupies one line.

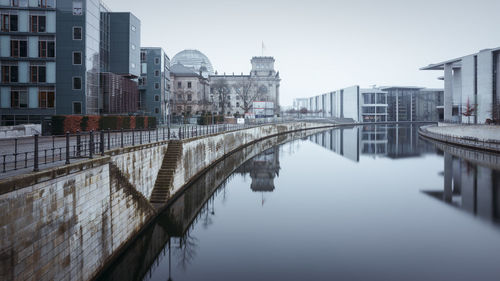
left=422, top=146, right=500, bottom=225
left=309, top=124, right=438, bottom=161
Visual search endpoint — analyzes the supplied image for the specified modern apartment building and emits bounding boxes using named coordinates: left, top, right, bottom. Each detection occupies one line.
left=0, top=0, right=57, bottom=126
left=0, top=0, right=144, bottom=128
left=139, top=47, right=171, bottom=125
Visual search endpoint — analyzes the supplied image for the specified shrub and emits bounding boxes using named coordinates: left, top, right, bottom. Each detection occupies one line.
left=51, top=116, right=66, bottom=135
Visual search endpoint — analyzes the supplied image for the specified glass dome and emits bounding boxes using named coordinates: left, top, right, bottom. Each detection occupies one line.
left=171, top=49, right=214, bottom=75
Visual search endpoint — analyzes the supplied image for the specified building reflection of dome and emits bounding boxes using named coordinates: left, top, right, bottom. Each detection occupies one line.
left=171, top=49, right=214, bottom=75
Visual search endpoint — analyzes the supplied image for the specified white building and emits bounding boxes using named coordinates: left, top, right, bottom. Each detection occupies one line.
left=421, top=47, right=500, bottom=123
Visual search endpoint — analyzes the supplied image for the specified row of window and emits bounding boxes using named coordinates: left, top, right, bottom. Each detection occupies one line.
left=9, top=0, right=55, bottom=8
left=140, top=52, right=161, bottom=64
left=1, top=64, right=51, bottom=83
left=177, top=81, right=192, bottom=89
left=3, top=90, right=54, bottom=109
left=1, top=14, right=49, bottom=33
left=8, top=39, right=55, bottom=58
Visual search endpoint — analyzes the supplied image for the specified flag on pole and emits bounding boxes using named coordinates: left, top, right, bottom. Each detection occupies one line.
left=262, top=41, right=266, bottom=56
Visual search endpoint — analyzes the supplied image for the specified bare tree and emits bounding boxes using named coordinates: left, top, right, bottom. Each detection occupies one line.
left=234, top=78, right=259, bottom=114
left=211, top=79, right=230, bottom=116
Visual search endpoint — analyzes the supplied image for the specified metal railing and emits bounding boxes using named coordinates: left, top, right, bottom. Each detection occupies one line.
left=0, top=118, right=292, bottom=175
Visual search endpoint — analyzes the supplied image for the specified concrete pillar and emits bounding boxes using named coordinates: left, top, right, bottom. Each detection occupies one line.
left=444, top=63, right=454, bottom=122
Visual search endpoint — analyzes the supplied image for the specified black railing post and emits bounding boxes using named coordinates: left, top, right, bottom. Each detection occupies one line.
left=107, top=128, right=111, bottom=150
left=65, top=131, right=70, bottom=164
left=14, top=138, right=18, bottom=170
left=178, top=127, right=181, bottom=139
left=149, top=129, right=151, bottom=143
left=132, top=129, right=135, bottom=146
left=121, top=128, right=124, bottom=148
left=163, top=127, right=165, bottom=140
left=89, top=130, right=94, bottom=159
left=156, top=128, right=159, bottom=142
left=100, top=130, right=105, bottom=156
left=168, top=127, right=170, bottom=140
left=33, top=134, right=39, bottom=172
left=76, top=130, right=81, bottom=157
left=140, top=129, right=143, bottom=145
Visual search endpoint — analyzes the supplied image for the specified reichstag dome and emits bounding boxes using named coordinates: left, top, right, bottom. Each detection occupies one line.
left=171, top=49, right=214, bottom=74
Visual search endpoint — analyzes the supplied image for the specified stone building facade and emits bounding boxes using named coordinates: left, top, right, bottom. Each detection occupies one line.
left=210, top=56, right=281, bottom=117
left=169, top=63, right=210, bottom=117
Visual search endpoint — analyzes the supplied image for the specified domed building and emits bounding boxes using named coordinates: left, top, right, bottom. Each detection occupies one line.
left=171, top=49, right=214, bottom=75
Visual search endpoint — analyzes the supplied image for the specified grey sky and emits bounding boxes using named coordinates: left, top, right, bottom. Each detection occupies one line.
left=104, top=0, right=500, bottom=106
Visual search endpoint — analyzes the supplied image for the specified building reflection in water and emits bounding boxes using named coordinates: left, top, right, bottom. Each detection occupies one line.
left=235, top=147, right=281, bottom=192
left=308, top=124, right=438, bottom=161
left=423, top=150, right=500, bottom=225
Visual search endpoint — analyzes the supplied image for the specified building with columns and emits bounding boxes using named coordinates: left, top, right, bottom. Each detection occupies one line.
left=210, top=56, right=281, bottom=117
left=421, top=47, right=500, bottom=123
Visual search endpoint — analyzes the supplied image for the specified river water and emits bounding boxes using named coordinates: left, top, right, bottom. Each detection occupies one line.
left=99, top=124, right=500, bottom=281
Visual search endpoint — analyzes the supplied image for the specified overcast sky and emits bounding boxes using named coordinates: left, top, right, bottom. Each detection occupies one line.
left=105, top=0, right=500, bottom=106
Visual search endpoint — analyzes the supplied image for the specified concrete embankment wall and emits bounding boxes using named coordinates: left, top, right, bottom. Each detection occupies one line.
left=0, top=158, right=155, bottom=281
left=0, top=122, right=335, bottom=281
left=420, top=125, right=500, bottom=153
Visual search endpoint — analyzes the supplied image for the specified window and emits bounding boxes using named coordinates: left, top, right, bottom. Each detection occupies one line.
left=73, top=1, right=83, bottom=16
left=138, top=76, right=146, bottom=86
left=155, top=83, right=159, bottom=89
left=30, top=65, right=46, bottom=83
left=73, top=27, right=82, bottom=40
left=187, top=94, right=192, bottom=101
left=177, top=106, right=182, bottom=111
left=140, top=51, right=146, bottom=61
left=1, top=14, right=18, bottom=32
left=73, top=102, right=82, bottom=114
left=30, top=16, right=46, bottom=33
left=177, top=94, right=182, bottom=100
left=187, top=106, right=192, bottom=112
left=10, top=90, right=28, bottom=108
left=155, top=58, right=160, bottom=64
left=73, top=77, right=82, bottom=90
left=2, top=65, right=18, bottom=83
left=38, top=90, right=54, bottom=108
left=236, top=102, right=240, bottom=107
left=154, top=95, right=159, bottom=102
left=187, top=82, right=192, bottom=88
left=38, top=0, right=49, bottom=8
left=155, top=70, right=159, bottom=77
left=39, top=41, right=55, bottom=58
left=10, top=0, right=19, bottom=6
left=155, top=108, right=159, bottom=114
left=10, top=40, right=27, bottom=57
left=73, top=52, right=82, bottom=65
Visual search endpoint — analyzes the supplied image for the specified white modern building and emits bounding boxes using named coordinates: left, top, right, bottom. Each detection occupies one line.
left=421, top=47, right=500, bottom=123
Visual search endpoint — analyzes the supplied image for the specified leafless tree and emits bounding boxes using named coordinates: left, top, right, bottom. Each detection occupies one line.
left=211, top=79, right=230, bottom=116
left=234, top=78, right=260, bottom=114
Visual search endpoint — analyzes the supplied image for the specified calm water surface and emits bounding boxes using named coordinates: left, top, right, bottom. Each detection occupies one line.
left=100, top=124, right=500, bottom=281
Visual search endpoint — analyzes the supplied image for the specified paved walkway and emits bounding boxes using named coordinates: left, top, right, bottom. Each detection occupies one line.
left=426, top=125, right=500, bottom=142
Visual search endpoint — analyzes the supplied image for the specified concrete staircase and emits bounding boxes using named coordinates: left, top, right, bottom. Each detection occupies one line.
left=150, top=140, right=182, bottom=206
